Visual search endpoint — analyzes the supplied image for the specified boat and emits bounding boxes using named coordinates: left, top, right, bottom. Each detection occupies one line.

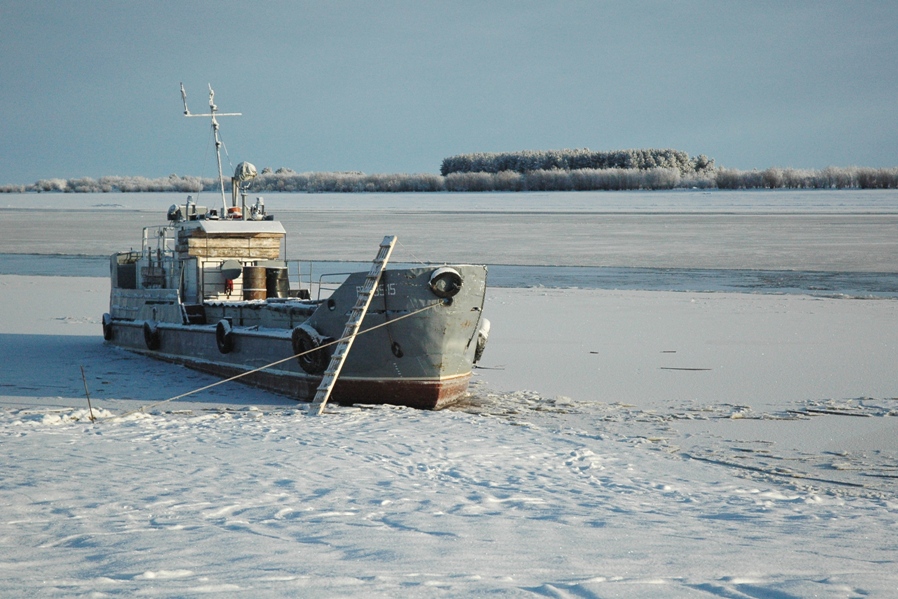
left=101, top=85, right=489, bottom=411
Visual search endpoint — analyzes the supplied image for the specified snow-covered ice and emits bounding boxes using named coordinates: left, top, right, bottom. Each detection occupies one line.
left=1, top=274, right=896, bottom=597
left=1, top=191, right=896, bottom=596
left=4, top=396, right=896, bottom=597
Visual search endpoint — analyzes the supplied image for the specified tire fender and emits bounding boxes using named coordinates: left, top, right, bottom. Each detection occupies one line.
left=102, top=313, right=114, bottom=341
left=143, top=321, right=161, bottom=351
left=474, top=318, right=490, bottom=364
left=216, top=319, right=234, bottom=354
left=429, top=267, right=463, bottom=299
left=291, top=323, right=332, bottom=374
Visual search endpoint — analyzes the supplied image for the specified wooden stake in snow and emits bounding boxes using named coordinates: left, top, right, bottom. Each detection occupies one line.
left=80, top=366, right=96, bottom=422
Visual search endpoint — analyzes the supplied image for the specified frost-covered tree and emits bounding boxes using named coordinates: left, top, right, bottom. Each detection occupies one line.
left=440, top=148, right=711, bottom=176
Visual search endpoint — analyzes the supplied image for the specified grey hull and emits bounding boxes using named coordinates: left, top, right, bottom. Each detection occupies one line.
left=105, top=265, right=488, bottom=409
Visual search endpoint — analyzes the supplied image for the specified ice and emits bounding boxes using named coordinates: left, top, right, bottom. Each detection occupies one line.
left=1, top=191, right=897, bottom=595
left=2, top=190, right=898, bottom=271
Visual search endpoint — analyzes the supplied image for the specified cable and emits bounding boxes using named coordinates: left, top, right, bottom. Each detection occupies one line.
left=397, top=238, right=428, bottom=266
left=109, top=300, right=445, bottom=420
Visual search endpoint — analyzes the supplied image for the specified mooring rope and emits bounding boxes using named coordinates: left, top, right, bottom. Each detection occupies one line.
left=110, top=300, right=445, bottom=420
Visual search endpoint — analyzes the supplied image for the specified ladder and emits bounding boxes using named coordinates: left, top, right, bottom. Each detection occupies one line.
left=308, top=235, right=397, bottom=415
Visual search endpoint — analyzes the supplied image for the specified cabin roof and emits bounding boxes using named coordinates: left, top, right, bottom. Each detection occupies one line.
left=194, top=220, right=286, bottom=235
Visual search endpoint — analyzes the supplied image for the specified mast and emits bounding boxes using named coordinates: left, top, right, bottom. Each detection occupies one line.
left=181, top=83, right=241, bottom=217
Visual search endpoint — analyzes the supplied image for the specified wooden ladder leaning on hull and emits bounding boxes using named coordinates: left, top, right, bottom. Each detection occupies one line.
left=308, top=235, right=397, bottom=416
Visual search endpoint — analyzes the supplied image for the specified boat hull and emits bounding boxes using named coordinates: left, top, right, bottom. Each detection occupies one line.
left=105, top=265, right=488, bottom=410
left=166, top=353, right=470, bottom=410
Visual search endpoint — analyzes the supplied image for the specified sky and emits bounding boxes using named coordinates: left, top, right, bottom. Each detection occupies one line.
left=1, top=0, right=897, bottom=184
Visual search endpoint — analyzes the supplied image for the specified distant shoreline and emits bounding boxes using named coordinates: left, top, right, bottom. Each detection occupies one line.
left=3, top=165, right=898, bottom=194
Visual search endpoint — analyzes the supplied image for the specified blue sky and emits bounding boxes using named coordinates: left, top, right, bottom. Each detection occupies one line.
left=1, top=1, right=896, bottom=183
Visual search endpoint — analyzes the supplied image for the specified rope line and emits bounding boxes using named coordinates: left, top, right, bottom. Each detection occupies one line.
left=110, top=300, right=445, bottom=420
left=397, top=238, right=428, bottom=266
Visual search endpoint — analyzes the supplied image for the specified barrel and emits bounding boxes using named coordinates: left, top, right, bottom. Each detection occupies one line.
left=242, top=266, right=267, bottom=300
left=266, top=267, right=289, bottom=298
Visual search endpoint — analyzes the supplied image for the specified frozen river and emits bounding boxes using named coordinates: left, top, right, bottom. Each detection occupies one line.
left=2, top=189, right=897, bottom=295
left=3, top=190, right=898, bottom=596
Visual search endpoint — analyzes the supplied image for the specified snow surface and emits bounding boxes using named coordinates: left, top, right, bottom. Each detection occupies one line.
left=2, top=190, right=897, bottom=596
left=2, top=274, right=897, bottom=597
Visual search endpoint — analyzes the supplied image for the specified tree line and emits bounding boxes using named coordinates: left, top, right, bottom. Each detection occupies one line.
left=714, top=166, right=898, bottom=189
left=440, top=148, right=715, bottom=176
left=3, top=159, right=898, bottom=193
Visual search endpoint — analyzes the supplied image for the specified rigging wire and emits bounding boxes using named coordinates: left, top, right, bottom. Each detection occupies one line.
left=219, top=135, right=235, bottom=181
left=397, top=238, right=428, bottom=266
left=195, top=129, right=214, bottom=205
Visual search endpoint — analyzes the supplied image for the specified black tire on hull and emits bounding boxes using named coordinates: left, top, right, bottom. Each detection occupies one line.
left=474, top=335, right=487, bottom=363
left=291, top=325, right=330, bottom=374
left=216, top=319, right=234, bottom=354
left=143, top=321, right=161, bottom=351
left=429, top=267, right=463, bottom=299
left=473, top=318, right=490, bottom=364
left=102, top=313, right=114, bottom=341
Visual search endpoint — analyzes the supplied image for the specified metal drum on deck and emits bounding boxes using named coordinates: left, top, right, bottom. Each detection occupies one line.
left=266, top=267, right=289, bottom=298
left=243, top=266, right=267, bottom=300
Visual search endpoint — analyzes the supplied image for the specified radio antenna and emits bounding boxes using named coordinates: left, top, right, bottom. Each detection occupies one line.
left=180, top=83, right=241, bottom=215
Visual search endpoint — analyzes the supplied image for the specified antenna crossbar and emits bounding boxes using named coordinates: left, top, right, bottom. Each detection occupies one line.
left=184, top=113, right=242, bottom=118
left=180, top=82, right=242, bottom=214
